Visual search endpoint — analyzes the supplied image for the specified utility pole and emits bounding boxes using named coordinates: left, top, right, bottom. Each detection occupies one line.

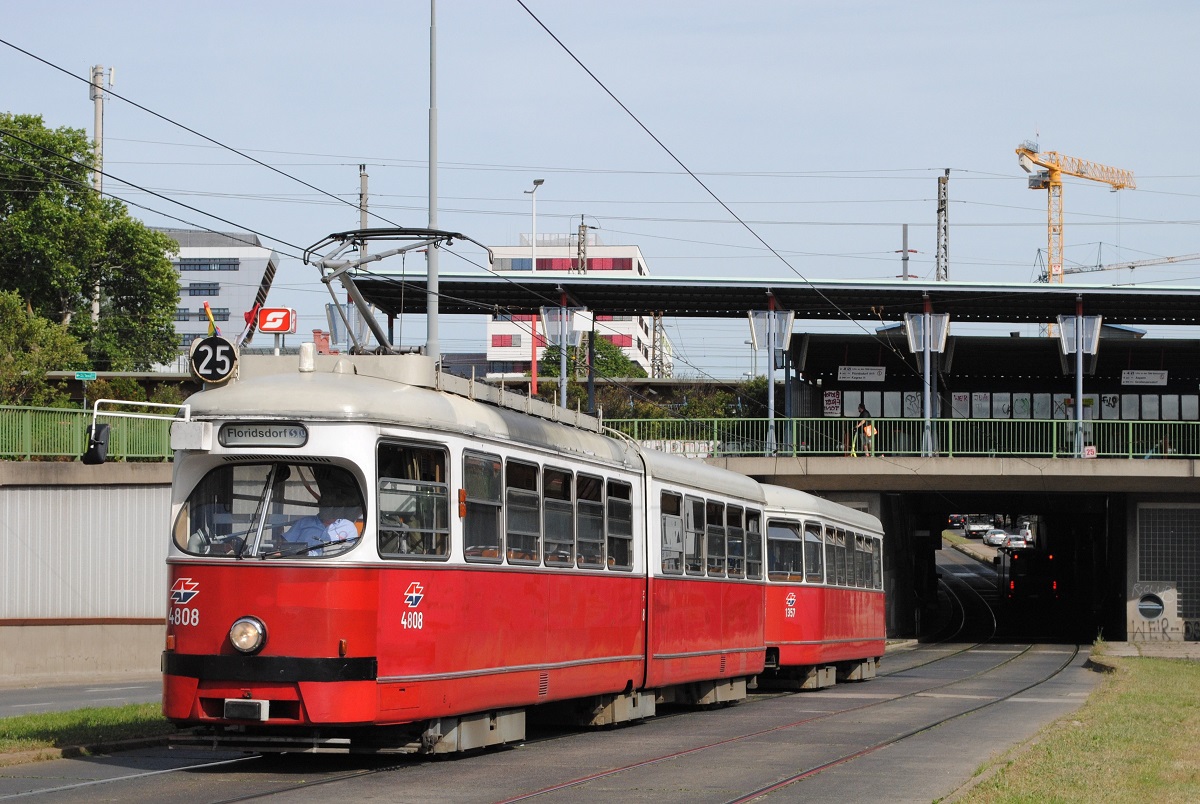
left=574, top=215, right=588, bottom=273
left=359, top=164, right=369, bottom=235
left=426, top=0, right=440, bottom=360
left=897, top=224, right=917, bottom=279
left=90, top=65, right=113, bottom=323
left=651, top=311, right=666, bottom=378
left=357, top=164, right=369, bottom=350
left=936, top=169, right=949, bottom=281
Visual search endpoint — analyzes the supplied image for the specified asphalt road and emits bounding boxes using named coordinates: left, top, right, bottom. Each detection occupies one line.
left=0, top=678, right=160, bottom=719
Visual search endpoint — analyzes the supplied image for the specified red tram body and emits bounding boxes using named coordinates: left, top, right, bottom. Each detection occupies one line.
left=760, top=486, right=886, bottom=688
left=150, top=228, right=887, bottom=753
left=159, top=350, right=885, bottom=754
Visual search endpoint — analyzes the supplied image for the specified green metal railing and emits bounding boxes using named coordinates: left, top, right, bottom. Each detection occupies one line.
left=0, top=405, right=173, bottom=461
left=3, top=405, right=1196, bottom=461
left=606, top=417, right=1200, bottom=459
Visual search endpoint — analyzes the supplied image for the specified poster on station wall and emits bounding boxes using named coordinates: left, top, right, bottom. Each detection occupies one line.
left=950, top=392, right=970, bottom=418
left=903, top=391, right=921, bottom=418
left=1162, top=395, right=1180, bottom=420
left=1033, top=394, right=1052, bottom=419
left=1143, top=395, right=1160, bottom=420
left=992, top=393, right=1012, bottom=418
left=824, top=390, right=842, bottom=417
left=972, top=392, right=991, bottom=418
left=1121, top=394, right=1139, bottom=419
left=1101, top=394, right=1120, bottom=420
left=1012, top=393, right=1031, bottom=419
left=883, top=391, right=902, bottom=418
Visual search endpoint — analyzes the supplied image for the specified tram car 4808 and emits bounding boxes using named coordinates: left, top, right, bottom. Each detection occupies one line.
left=152, top=228, right=886, bottom=755
left=159, top=352, right=887, bottom=754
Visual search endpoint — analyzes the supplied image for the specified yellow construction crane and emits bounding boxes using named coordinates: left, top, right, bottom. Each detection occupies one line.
left=1016, top=142, right=1136, bottom=283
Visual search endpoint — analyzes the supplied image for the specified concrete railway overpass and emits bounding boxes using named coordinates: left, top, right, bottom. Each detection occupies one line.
left=360, top=273, right=1200, bottom=646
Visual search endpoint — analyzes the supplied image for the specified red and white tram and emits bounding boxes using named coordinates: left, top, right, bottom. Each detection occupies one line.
left=160, top=352, right=885, bottom=754
left=152, top=227, right=886, bottom=754
left=760, top=485, right=885, bottom=689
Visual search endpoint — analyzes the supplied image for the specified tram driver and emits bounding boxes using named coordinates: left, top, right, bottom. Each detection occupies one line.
left=281, top=502, right=361, bottom=556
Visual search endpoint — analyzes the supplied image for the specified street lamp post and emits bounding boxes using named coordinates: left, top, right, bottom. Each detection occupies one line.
left=525, top=179, right=544, bottom=392
left=525, top=178, right=544, bottom=270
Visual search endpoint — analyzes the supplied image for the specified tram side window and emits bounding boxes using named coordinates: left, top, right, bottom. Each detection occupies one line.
left=767, top=519, right=803, bottom=581
left=872, top=536, right=883, bottom=590
left=661, top=491, right=684, bottom=574
left=726, top=505, right=745, bottom=579
left=575, top=474, right=603, bottom=568
left=506, top=460, right=541, bottom=564
left=544, top=467, right=575, bottom=567
left=606, top=480, right=633, bottom=571
left=825, top=528, right=835, bottom=585
left=706, top=500, right=726, bottom=577
left=684, top=496, right=705, bottom=575
left=378, top=443, right=449, bottom=559
left=835, top=528, right=849, bottom=586
left=804, top=522, right=824, bottom=583
left=463, top=452, right=502, bottom=561
left=855, top=534, right=868, bottom=587
left=745, top=510, right=762, bottom=579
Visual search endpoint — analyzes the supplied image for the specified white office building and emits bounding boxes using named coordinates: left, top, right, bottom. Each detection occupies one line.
left=158, top=229, right=279, bottom=355
left=486, top=235, right=673, bottom=379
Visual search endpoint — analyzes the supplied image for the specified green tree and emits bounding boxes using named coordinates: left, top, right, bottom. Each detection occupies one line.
left=0, top=290, right=89, bottom=405
left=0, top=113, right=179, bottom=370
left=538, top=335, right=648, bottom=384
left=535, top=335, right=649, bottom=411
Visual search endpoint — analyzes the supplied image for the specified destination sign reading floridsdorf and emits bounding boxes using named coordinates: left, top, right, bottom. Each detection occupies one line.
left=217, top=422, right=308, bottom=448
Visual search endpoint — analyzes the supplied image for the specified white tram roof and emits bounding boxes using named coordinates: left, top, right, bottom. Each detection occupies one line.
left=185, top=353, right=765, bottom=500
left=759, top=484, right=882, bottom=535
left=638, top=448, right=764, bottom=504
left=188, top=367, right=633, bottom=467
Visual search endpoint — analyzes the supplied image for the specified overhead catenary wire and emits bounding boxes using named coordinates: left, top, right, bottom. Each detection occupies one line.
left=0, top=36, right=411, bottom=232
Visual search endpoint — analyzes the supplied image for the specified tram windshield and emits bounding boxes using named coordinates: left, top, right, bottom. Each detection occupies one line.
left=173, top=462, right=365, bottom=559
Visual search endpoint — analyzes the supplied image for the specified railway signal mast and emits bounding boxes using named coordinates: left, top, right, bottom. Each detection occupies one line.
left=1015, top=142, right=1136, bottom=283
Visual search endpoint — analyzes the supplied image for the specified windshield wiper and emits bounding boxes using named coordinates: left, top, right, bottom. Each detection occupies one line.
left=260, top=534, right=363, bottom=560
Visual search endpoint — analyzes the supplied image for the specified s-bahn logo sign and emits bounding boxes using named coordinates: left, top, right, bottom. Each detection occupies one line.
left=170, top=578, right=200, bottom=605
left=404, top=582, right=425, bottom=608
left=257, top=307, right=298, bottom=334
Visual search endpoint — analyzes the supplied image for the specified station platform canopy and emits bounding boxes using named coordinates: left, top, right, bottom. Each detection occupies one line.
left=356, top=273, right=1200, bottom=327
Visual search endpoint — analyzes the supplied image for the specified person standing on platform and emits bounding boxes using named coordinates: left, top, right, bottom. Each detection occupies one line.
left=852, top=403, right=876, bottom=456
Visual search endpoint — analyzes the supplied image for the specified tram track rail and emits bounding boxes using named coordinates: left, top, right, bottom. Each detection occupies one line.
left=491, top=643, right=1076, bottom=803
left=2, top=547, right=1078, bottom=803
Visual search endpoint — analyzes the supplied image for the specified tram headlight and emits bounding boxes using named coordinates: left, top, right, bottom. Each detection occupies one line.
left=229, top=616, right=267, bottom=654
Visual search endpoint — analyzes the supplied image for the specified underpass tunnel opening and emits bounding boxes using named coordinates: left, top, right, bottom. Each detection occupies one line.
left=885, top=492, right=1125, bottom=644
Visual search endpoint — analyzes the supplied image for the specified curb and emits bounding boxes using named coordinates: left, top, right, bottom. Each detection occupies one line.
left=0, top=733, right=178, bottom=769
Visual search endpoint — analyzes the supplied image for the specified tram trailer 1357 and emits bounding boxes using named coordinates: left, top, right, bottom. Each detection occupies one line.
left=150, top=351, right=887, bottom=755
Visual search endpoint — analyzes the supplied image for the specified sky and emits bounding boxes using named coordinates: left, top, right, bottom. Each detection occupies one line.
left=4, top=1, right=1200, bottom=379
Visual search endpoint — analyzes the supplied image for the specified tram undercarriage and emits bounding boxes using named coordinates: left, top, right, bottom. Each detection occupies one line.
left=170, top=678, right=758, bottom=755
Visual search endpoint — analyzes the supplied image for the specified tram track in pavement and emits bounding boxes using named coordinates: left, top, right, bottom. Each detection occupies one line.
left=485, top=642, right=1077, bottom=803
left=2, top=639, right=1078, bottom=803
left=876, top=540, right=1002, bottom=676
left=4, top=545, right=1073, bottom=802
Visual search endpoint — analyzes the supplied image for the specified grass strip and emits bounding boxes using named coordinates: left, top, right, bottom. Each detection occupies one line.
left=0, top=702, right=174, bottom=754
left=957, top=654, right=1200, bottom=803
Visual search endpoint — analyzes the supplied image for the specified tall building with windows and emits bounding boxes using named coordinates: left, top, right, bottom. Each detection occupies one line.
left=486, top=235, right=674, bottom=379
left=157, top=229, right=279, bottom=356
